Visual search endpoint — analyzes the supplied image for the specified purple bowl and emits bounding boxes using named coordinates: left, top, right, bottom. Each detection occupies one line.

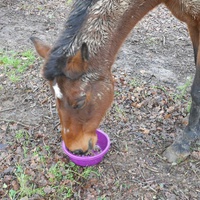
left=62, top=129, right=110, bottom=167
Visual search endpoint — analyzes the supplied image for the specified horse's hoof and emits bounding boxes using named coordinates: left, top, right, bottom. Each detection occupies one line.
left=163, top=142, right=190, bottom=163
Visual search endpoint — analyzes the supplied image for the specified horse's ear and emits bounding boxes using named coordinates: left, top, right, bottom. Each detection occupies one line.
left=64, top=43, right=89, bottom=79
left=30, top=37, right=51, bottom=59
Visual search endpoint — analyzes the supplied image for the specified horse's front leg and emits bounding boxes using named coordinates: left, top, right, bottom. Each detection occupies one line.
left=163, top=24, right=200, bottom=163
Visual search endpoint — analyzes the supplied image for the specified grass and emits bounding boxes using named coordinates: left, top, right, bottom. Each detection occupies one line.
left=66, top=0, right=73, bottom=4
left=113, top=104, right=125, bottom=121
left=8, top=164, right=45, bottom=200
left=152, top=85, right=167, bottom=93
left=129, top=78, right=140, bottom=87
left=47, top=161, right=100, bottom=198
left=0, top=50, right=35, bottom=82
left=15, top=130, right=26, bottom=141
left=174, top=77, right=192, bottom=113
left=8, top=129, right=100, bottom=199
left=175, top=77, right=192, bottom=100
left=8, top=160, right=99, bottom=199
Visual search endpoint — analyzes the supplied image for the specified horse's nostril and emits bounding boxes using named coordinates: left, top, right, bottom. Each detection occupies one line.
left=72, top=149, right=84, bottom=155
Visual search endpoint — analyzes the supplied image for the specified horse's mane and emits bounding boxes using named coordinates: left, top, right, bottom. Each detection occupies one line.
left=44, top=0, right=97, bottom=80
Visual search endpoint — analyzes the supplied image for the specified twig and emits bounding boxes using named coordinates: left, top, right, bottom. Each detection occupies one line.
left=49, top=100, right=53, bottom=118
left=162, top=35, right=166, bottom=46
left=155, top=153, right=166, bottom=161
left=147, top=186, right=157, bottom=193
left=145, top=166, right=159, bottom=173
left=192, top=168, right=200, bottom=180
left=0, top=153, right=14, bottom=164
left=5, top=121, right=10, bottom=134
left=180, top=189, right=189, bottom=200
left=54, top=121, right=60, bottom=130
left=44, top=115, right=52, bottom=119
left=112, top=130, right=124, bottom=139
left=43, top=137, right=47, bottom=146
left=110, top=162, right=119, bottom=180
left=0, top=107, right=15, bottom=113
left=0, top=119, right=31, bottom=128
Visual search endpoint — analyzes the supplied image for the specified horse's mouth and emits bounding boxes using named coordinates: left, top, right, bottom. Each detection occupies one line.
left=71, top=139, right=93, bottom=155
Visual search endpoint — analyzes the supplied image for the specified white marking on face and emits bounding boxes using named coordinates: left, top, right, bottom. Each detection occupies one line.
left=97, top=93, right=102, bottom=100
left=64, top=128, right=70, bottom=134
left=53, top=82, right=63, bottom=99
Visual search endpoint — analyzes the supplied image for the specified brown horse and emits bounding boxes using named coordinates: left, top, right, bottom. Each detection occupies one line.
left=31, top=0, right=200, bottom=162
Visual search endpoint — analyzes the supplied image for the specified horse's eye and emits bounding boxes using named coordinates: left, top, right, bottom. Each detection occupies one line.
left=72, top=95, right=86, bottom=109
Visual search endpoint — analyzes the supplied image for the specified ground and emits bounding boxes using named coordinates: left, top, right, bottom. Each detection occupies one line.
left=0, top=0, right=200, bottom=199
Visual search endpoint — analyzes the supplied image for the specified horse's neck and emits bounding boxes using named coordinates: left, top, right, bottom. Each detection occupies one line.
left=86, top=0, right=163, bottom=68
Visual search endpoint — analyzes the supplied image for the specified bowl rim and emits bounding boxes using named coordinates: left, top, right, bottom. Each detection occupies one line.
left=62, top=129, right=110, bottom=161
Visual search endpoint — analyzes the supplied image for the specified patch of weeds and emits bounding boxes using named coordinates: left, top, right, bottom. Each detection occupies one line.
left=82, top=165, right=99, bottom=178
left=48, top=162, right=63, bottom=183
left=15, top=129, right=31, bottom=158
left=9, top=189, right=17, bottom=200
left=32, top=146, right=47, bottom=165
left=15, top=129, right=24, bottom=141
left=121, top=183, right=131, bottom=190
left=47, top=161, right=100, bottom=198
left=39, top=154, right=46, bottom=164
left=15, top=129, right=30, bottom=143
left=9, top=73, right=21, bottom=82
left=114, top=104, right=125, bottom=120
left=115, top=91, right=121, bottom=97
left=48, top=161, right=99, bottom=184
left=12, top=164, right=45, bottom=198
left=152, top=85, right=167, bottom=93
left=20, top=50, right=35, bottom=69
left=114, top=180, right=120, bottom=188
left=22, top=146, right=28, bottom=158
left=115, top=105, right=124, bottom=116
left=66, top=0, right=73, bottom=5
left=145, top=37, right=159, bottom=45
left=33, top=146, right=40, bottom=156
left=186, top=101, right=192, bottom=113
left=156, top=118, right=163, bottom=123
left=97, top=197, right=107, bottom=200
left=129, top=78, right=140, bottom=87
left=44, top=145, right=51, bottom=155
left=0, top=50, right=35, bottom=82
left=175, top=77, right=192, bottom=100
left=52, top=185, right=73, bottom=199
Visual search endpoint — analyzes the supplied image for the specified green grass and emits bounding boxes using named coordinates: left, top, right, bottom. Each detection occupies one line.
left=8, top=161, right=99, bottom=199
left=175, top=77, right=192, bottom=100
left=0, top=50, right=35, bottom=82
left=173, top=77, right=192, bottom=113
left=15, top=129, right=26, bottom=141
left=152, top=85, right=167, bottom=93
left=66, top=0, right=73, bottom=4
left=9, top=157, right=100, bottom=199
left=47, top=161, right=100, bottom=198
left=8, top=164, right=45, bottom=199
left=129, top=78, right=140, bottom=87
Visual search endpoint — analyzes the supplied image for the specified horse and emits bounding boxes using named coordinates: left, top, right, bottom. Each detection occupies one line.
left=31, top=0, right=200, bottom=163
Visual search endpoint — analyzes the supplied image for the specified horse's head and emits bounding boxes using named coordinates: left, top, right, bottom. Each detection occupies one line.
left=31, top=37, right=114, bottom=154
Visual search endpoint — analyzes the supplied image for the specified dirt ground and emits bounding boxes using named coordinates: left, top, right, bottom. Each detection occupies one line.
left=0, top=0, right=200, bottom=199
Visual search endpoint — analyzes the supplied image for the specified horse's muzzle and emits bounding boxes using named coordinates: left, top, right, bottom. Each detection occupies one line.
left=71, top=139, right=93, bottom=155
